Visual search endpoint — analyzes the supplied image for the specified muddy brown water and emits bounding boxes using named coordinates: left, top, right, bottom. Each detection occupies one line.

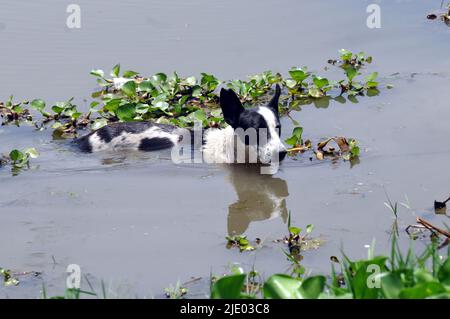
left=1, top=0, right=450, bottom=298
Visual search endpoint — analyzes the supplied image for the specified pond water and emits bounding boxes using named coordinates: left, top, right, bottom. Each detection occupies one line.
left=1, top=0, right=450, bottom=298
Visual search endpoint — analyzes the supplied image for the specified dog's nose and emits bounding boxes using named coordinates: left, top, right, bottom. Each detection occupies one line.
left=279, top=150, right=287, bottom=162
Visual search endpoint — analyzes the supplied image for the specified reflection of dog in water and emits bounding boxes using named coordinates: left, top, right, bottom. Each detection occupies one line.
left=226, top=165, right=289, bottom=236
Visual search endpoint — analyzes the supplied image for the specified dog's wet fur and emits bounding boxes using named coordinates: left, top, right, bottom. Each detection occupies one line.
left=76, top=85, right=287, bottom=163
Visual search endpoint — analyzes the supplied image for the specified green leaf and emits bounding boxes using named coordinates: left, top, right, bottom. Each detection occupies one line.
left=191, top=85, right=202, bottom=97
left=438, top=257, right=450, bottom=285
left=9, top=149, right=24, bottom=162
left=153, top=101, right=169, bottom=111
left=123, top=70, right=139, bottom=78
left=151, top=73, right=167, bottom=84
left=110, top=64, right=120, bottom=78
left=289, top=68, right=308, bottom=82
left=306, top=224, right=314, bottom=234
left=299, top=276, right=326, bottom=299
left=71, top=112, right=82, bottom=120
left=345, top=67, right=358, bottom=81
left=91, top=118, right=108, bottom=130
left=289, top=227, right=301, bottom=236
left=264, top=274, right=302, bottom=299
left=90, top=69, right=105, bottom=78
left=139, top=80, right=154, bottom=92
left=211, top=274, right=246, bottom=299
left=308, top=87, right=323, bottom=98
left=380, top=272, right=403, bottom=299
left=30, top=99, right=46, bottom=112
left=339, top=49, right=352, bottom=61
left=313, top=76, right=329, bottom=89
left=185, top=76, right=197, bottom=86
left=193, top=109, right=206, bottom=122
left=121, top=81, right=136, bottom=97
left=365, top=72, right=378, bottom=82
left=116, top=103, right=136, bottom=121
left=399, top=282, right=446, bottom=299
left=51, top=105, right=64, bottom=114
left=292, top=127, right=303, bottom=138
left=285, top=136, right=298, bottom=146
left=201, top=73, right=220, bottom=91
left=365, top=81, right=379, bottom=88
left=284, top=79, right=297, bottom=89
left=104, top=99, right=122, bottom=112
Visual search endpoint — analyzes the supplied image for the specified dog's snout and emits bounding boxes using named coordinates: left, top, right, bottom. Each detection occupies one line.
left=279, top=150, right=287, bottom=162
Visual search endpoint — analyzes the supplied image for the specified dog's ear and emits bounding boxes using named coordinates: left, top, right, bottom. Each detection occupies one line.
left=267, top=84, right=281, bottom=115
left=220, top=88, right=244, bottom=128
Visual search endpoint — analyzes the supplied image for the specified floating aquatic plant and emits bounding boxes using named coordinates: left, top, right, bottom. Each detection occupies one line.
left=1, top=50, right=385, bottom=143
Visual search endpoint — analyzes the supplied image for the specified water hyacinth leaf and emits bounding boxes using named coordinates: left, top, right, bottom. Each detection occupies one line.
left=201, top=73, right=220, bottom=91
left=71, top=112, right=82, bottom=120
left=121, top=81, right=136, bottom=97
left=193, top=109, right=207, bottom=122
left=51, top=105, right=64, bottom=114
left=308, top=87, right=323, bottom=98
left=339, top=49, right=352, bottom=61
left=289, top=227, right=301, bottom=236
left=365, top=72, right=378, bottom=82
left=298, top=276, right=326, bottom=299
left=90, top=69, right=105, bottom=78
left=9, top=150, right=24, bottom=162
left=30, top=99, right=46, bottom=112
left=138, top=80, right=154, bottom=92
left=191, top=85, right=202, bottom=97
left=238, top=237, right=249, bottom=246
left=306, top=224, right=314, bottom=234
left=104, top=99, right=122, bottom=112
left=211, top=274, right=246, bottom=299
left=185, top=76, right=197, bottom=86
left=110, top=64, right=120, bottom=78
left=153, top=101, right=169, bottom=111
left=313, top=76, right=329, bottom=89
left=285, top=127, right=303, bottom=146
left=135, top=103, right=150, bottom=114
left=285, top=79, right=297, bottom=89
left=365, top=81, right=379, bottom=88
left=116, top=103, right=136, bottom=121
left=151, top=73, right=167, bottom=84
left=264, top=274, right=302, bottom=299
left=345, top=67, right=358, bottom=81
left=289, top=68, right=308, bottom=82
left=123, top=70, right=139, bottom=78
left=91, top=118, right=108, bottom=130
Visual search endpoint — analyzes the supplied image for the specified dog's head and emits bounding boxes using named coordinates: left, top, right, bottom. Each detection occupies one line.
left=219, top=84, right=287, bottom=163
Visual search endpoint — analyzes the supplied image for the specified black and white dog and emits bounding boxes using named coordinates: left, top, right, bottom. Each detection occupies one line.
left=76, top=85, right=287, bottom=165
